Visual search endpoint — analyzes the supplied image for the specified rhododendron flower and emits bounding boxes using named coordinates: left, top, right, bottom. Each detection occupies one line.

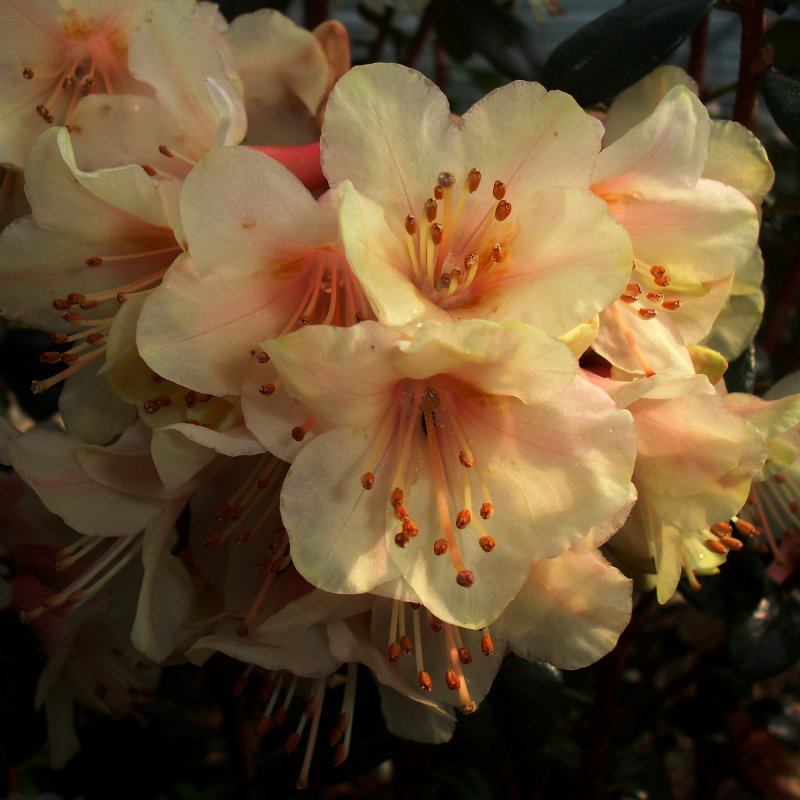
left=137, top=146, right=370, bottom=460
left=0, top=127, right=182, bottom=441
left=595, top=371, right=797, bottom=601
left=591, top=68, right=767, bottom=376
left=320, top=63, right=632, bottom=335
left=351, top=543, right=631, bottom=723
left=0, top=0, right=149, bottom=169
left=264, top=318, right=636, bottom=627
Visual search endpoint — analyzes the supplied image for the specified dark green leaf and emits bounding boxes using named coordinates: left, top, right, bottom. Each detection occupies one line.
left=726, top=344, right=757, bottom=394
left=764, top=195, right=800, bottom=216
left=541, top=0, right=716, bottom=106
left=680, top=547, right=766, bottom=619
left=728, top=584, right=800, bottom=679
left=440, top=0, right=542, bottom=80
left=764, top=17, right=800, bottom=72
left=489, top=656, right=563, bottom=758
left=763, top=70, right=800, bottom=149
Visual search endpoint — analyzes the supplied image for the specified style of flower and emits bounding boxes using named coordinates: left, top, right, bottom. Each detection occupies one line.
left=320, top=63, right=632, bottom=337
left=264, top=318, right=636, bottom=628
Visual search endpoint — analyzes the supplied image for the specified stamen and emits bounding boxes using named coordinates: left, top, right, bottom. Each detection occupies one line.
left=494, top=200, right=512, bottom=221
left=608, top=303, right=656, bottom=377
left=444, top=623, right=477, bottom=713
left=295, top=678, right=328, bottom=790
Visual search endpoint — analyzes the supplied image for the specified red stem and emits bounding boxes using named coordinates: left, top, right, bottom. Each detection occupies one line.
left=732, top=0, right=767, bottom=128
left=688, top=13, right=710, bottom=97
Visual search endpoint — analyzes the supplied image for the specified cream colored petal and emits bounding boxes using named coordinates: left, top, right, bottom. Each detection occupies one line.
left=705, top=120, right=774, bottom=207
left=228, top=9, right=328, bottom=145
left=501, top=549, right=632, bottom=669
left=602, top=65, right=698, bottom=147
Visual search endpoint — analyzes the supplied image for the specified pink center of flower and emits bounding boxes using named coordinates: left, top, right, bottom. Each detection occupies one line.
left=361, top=379, right=497, bottom=590
left=403, top=169, right=513, bottom=305
left=25, top=16, right=128, bottom=127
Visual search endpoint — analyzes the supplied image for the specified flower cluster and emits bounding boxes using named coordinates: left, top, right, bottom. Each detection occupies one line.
left=1, top=0, right=798, bottom=784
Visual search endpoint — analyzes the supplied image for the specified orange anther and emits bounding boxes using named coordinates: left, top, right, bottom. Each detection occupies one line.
left=468, top=168, right=481, bottom=192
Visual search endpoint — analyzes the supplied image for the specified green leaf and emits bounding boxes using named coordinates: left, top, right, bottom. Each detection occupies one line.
left=541, top=0, right=716, bottom=106
left=726, top=344, right=757, bottom=394
left=440, top=0, right=542, bottom=80
left=763, top=71, right=800, bottom=149
left=728, top=584, right=800, bottom=679
left=489, top=656, right=564, bottom=758
left=764, top=17, right=800, bottom=72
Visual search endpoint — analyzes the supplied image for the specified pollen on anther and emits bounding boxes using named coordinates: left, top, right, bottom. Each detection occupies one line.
left=456, top=569, right=476, bottom=587
left=479, top=535, right=496, bottom=552
left=493, top=180, right=506, bottom=200
left=395, top=532, right=410, bottom=548
left=638, top=308, right=657, bottom=320
left=258, top=384, right=276, bottom=395
left=418, top=671, right=433, bottom=692
left=458, top=647, right=472, bottom=664
left=431, top=223, right=443, bottom=246
left=361, top=472, right=375, bottom=490
left=141, top=165, right=157, bottom=177
left=468, top=169, right=481, bottom=192
left=291, top=426, right=307, bottom=441
left=463, top=253, right=478, bottom=272
left=158, top=145, right=175, bottom=158
left=405, top=213, right=417, bottom=235
left=650, top=265, right=666, bottom=278
left=445, top=669, right=460, bottom=690
left=437, top=171, right=456, bottom=188
left=480, top=502, right=493, bottom=519
left=433, top=538, right=448, bottom=555
left=85, top=257, right=103, bottom=267
left=400, top=634, right=413, bottom=655
left=495, top=200, right=512, bottom=221
left=654, top=274, right=671, bottom=288
left=662, top=299, right=681, bottom=311
left=646, top=291, right=663, bottom=302
left=491, top=244, right=503, bottom=262
left=255, top=351, right=269, bottom=363
left=22, top=67, right=34, bottom=79
left=480, top=633, right=494, bottom=656
left=386, top=642, right=401, bottom=662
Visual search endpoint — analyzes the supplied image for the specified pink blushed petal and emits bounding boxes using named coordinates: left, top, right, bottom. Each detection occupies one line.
left=501, top=549, right=632, bottom=669
left=179, top=146, right=337, bottom=278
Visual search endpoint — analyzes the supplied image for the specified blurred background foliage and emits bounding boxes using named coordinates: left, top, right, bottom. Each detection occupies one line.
left=3, top=0, right=800, bottom=798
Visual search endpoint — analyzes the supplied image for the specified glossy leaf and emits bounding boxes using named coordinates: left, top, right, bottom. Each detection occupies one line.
left=728, top=584, right=800, bottom=679
left=763, top=71, right=800, bottom=149
left=541, top=0, right=716, bottom=106
left=439, top=0, right=541, bottom=80
left=764, top=18, right=800, bottom=72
